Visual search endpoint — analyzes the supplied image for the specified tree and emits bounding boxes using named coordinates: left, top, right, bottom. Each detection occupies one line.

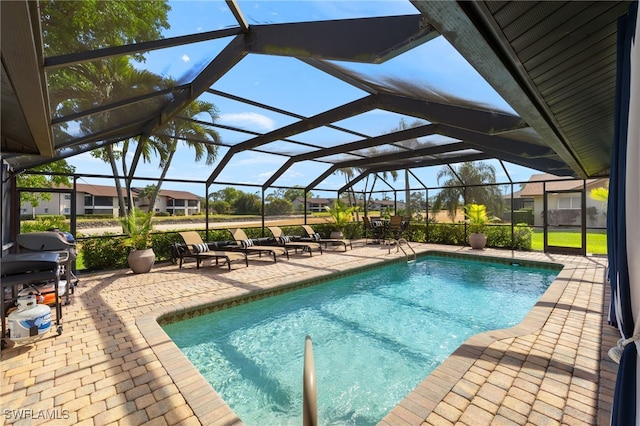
left=233, top=192, right=261, bottom=214
left=40, top=1, right=170, bottom=58
left=41, top=1, right=171, bottom=216
left=17, top=161, right=76, bottom=218
left=211, top=187, right=240, bottom=204
left=65, top=58, right=167, bottom=216
left=388, top=118, right=426, bottom=219
left=432, top=162, right=503, bottom=220
left=145, top=100, right=221, bottom=212
left=265, top=199, right=293, bottom=215
left=283, top=186, right=313, bottom=203
left=211, top=200, right=231, bottom=214
left=136, top=185, right=158, bottom=212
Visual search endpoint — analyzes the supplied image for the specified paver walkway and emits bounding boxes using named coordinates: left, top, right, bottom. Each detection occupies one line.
left=1, top=243, right=618, bottom=425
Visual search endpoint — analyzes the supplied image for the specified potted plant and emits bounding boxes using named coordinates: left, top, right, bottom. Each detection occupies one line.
left=118, top=208, right=155, bottom=273
left=324, top=200, right=359, bottom=240
left=464, top=203, right=499, bottom=250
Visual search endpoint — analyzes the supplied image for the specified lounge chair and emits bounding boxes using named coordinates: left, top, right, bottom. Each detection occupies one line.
left=267, top=226, right=322, bottom=256
left=228, top=228, right=289, bottom=262
left=300, top=225, right=351, bottom=251
left=176, top=231, right=248, bottom=270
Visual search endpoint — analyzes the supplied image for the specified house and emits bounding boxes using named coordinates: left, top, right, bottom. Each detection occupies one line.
left=292, top=197, right=334, bottom=213
left=367, top=199, right=406, bottom=212
left=20, top=183, right=201, bottom=217
left=149, top=189, right=201, bottom=216
left=519, top=174, right=609, bottom=228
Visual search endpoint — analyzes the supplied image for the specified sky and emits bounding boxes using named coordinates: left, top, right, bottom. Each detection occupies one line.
left=69, top=0, right=544, bottom=201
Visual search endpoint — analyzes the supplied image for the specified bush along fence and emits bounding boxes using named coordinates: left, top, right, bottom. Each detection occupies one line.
left=78, top=222, right=533, bottom=272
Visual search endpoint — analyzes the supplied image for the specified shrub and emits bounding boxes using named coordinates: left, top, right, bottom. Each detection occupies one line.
left=426, top=223, right=466, bottom=245
left=484, top=224, right=532, bottom=250
left=80, top=234, right=129, bottom=271
left=509, top=209, right=534, bottom=225
left=20, top=216, right=70, bottom=233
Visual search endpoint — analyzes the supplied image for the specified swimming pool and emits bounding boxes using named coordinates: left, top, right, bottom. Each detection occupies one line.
left=163, top=254, right=558, bottom=425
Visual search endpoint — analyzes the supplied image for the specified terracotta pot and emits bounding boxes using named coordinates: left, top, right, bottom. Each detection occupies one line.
left=330, top=230, right=344, bottom=245
left=469, top=233, right=487, bottom=250
left=127, top=248, right=155, bottom=274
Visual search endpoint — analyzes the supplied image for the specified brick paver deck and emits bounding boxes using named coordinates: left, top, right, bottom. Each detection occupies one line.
left=1, top=243, right=618, bottom=425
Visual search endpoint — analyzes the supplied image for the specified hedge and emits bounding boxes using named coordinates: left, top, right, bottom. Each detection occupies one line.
left=78, top=222, right=532, bottom=271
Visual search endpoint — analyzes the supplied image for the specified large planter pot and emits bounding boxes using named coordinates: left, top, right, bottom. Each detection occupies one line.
left=469, top=233, right=487, bottom=250
left=330, top=230, right=344, bottom=245
left=127, top=248, right=155, bottom=274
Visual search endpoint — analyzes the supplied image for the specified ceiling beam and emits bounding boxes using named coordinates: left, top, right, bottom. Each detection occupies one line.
left=141, top=34, right=247, bottom=139
left=225, top=0, right=249, bottom=33
left=1, top=0, right=54, bottom=157
left=247, top=15, right=437, bottom=63
left=435, top=124, right=574, bottom=175
left=44, top=28, right=242, bottom=70
left=327, top=142, right=472, bottom=171
left=262, top=124, right=437, bottom=189
left=410, top=0, right=586, bottom=177
left=207, top=95, right=378, bottom=186
left=377, top=93, right=528, bottom=134
left=338, top=153, right=491, bottom=194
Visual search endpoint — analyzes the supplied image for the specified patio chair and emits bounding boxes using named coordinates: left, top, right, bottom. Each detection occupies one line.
left=389, top=216, right=409, bottom=241
left=363, top=216, right=386, bottom=244
left=176, top=231, right=248, bottom=270
left=300, top=225, right=351, bottom=251
left=228, top=228, right=289, bottom=262
left=267, top=226, right=322, bottom=256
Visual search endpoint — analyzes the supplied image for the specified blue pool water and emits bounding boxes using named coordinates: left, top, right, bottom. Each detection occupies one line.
left=163, top=255, right=558, bottom=425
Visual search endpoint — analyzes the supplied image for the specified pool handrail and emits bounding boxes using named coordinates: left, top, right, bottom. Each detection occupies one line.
left=303, top=335, right=318, bottom=426
left=387, top=238, right=416, bottom=261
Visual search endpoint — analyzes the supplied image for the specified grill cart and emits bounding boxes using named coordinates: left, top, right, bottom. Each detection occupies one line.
left=1, top=252, right=65, bottom=348
left=16, top=231, right=79, bottom=305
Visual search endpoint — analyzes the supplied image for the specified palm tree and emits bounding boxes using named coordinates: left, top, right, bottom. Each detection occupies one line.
left=433, top=162, right=503, bottom=220
left=50, top=56, right=167, bottom=216
left=136, top=184, right=158, bottom=212
left=144, top=100, right=221, bottom=212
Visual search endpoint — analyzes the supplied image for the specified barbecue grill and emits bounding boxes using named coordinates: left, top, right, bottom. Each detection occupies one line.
left=16, top=231, right=78, bottom=304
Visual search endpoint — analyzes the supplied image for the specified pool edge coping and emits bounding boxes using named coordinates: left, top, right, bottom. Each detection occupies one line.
left=136, top=249, right=570, bottom=426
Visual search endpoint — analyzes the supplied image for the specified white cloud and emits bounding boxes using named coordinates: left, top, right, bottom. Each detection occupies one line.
left=217, top=112, right=276, bottom=132
left=257, top=171, right=274, bottom=179
left=181, top=54, right=190, bottom=62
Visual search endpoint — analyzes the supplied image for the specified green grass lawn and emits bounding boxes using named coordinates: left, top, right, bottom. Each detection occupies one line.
left=531, top=230, right=607, bottom=255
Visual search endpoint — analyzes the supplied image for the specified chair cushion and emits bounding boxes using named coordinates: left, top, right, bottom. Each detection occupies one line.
left=313, top=233, right=321, bottom=241
left=193, top=243, right=209, bottom=253
left=279, top=235, right=291, bottom=244
left=240, top=239, right=254, bottom=248
left=372, top=220, right=383, bottom=227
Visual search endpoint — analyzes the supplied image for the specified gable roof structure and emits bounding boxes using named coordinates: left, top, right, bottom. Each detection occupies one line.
left=519, top=173, right=609, bottom=197
left=2, top=1, right=630, bottom=193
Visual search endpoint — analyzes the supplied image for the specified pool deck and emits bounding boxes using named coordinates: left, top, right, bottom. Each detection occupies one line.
left=1, top=242, right=618, bottom=425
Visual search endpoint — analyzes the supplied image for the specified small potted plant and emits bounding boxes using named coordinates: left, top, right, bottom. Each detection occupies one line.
left=324, top=200, right=359, bottom=240
left=118, top=208, right=155, bottom=273
left=464, top=203, right=499, bottom=250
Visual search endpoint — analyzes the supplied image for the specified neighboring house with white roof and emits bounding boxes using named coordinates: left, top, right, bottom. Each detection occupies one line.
left=20, top=183, right=201, bottom=217
left=519, top=174, right=609, bottom=228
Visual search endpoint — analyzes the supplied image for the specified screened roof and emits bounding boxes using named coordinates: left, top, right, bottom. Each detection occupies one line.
left=1, top=1, right=631, bottom=191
